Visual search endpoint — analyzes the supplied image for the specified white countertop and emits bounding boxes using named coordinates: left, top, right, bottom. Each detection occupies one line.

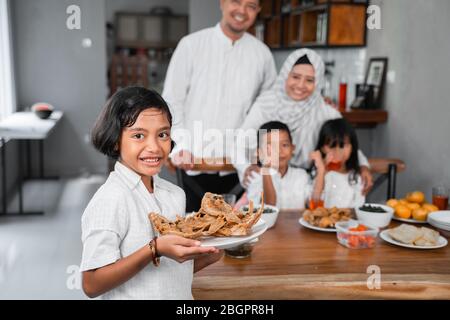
left=0, top=111, right=63, bottom=140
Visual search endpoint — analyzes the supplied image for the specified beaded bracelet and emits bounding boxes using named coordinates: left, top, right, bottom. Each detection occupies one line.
left=149, top=237, right=160, bottom=267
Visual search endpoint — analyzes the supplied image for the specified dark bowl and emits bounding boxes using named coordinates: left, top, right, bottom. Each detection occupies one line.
left=34, top=109, right=53, bottom=120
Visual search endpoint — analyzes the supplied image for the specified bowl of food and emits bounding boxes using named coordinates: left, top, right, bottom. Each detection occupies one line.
left=335, top=220, right=379, bottom=249
left=241, top=204, right=279, bottom=229
left=32, top=103, right=54, bottom=120
left=355, top=203, right=394, bottom=229
left=224, top=240, right=256, bottom=259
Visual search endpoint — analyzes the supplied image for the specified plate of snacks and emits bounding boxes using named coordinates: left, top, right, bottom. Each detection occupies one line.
left=149, top=192, right=268, bottom=249
left=380, top=224, right=448, bottom=249
left=299, top=207, right=353, bottom=232
left=386, top=191, right=439, bottom=224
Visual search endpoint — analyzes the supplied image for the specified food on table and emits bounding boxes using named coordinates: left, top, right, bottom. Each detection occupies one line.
left=386, top=199, right=399, bottom=208
left=412, top=208, right=429, bottom=221
left=394, top=204, right=412, bottom=219
left=359, top=204, right=387, bottom=213
left=149, top=192, right=264, bottom=239
left=406, top=191, right=426, bottom=204
left=406, top=202, right=421, bottom=211
left=302, top=207, right=352, bottom=229
left=388, top=224, right=440, bottom=246
left=387, top=191, right=439, bottom=221
left=336, top=222, right=377, bottom=249
left=422, top=203, right=439, bottom=212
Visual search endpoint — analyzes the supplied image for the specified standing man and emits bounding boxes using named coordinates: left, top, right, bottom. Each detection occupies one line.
left=163, top=0, right=277, bottom=212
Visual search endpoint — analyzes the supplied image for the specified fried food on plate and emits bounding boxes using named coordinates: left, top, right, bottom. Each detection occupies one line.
left=303, top=207, right=352, bottom=229
left=149, top=192, right=264, bottom=239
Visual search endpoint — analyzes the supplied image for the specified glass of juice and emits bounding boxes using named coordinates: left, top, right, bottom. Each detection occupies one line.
left=432, top=186, right=449, bottom=210
left=309, top=192, right=325, bottom=210
left=326, top=161, right=342, bottom=172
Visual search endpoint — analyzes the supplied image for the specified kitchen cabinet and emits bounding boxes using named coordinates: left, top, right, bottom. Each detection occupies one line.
left=250, top=0, right=369, bottom=49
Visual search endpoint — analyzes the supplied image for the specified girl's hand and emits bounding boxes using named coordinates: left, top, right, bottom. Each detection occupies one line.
left=156, top=235, right=219, bottom=263
left=360, top=166, right=373, bottom=195
left=243, top=165, right=260, bottom=188
left=310, top=151, right=325, bottom=173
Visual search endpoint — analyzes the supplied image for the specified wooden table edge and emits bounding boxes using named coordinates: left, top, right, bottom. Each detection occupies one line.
left=193, top=273, right=450, bottom=300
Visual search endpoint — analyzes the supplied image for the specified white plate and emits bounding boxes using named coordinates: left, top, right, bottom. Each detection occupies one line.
left=428, top=220, right=450, bottom=232
left=428, top=211, right=450, bottom=226
left=392, top=216, right=428, bottom=224
left=200, top=219, right=268, bottom=249
left=298, top=218, right=336, bottom=233
left=380, top=230, right=448, bottom=249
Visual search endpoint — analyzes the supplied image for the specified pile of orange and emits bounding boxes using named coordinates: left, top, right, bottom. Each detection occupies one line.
left=386, top=191, right=439, bottom=221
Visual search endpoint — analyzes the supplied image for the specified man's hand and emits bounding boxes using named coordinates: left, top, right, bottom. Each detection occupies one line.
left=171, top=150, right=194, bottom=171
left=360, top=166, right=373, bottom=195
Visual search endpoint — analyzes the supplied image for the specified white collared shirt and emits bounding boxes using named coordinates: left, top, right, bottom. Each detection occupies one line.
left=247, top=167, right=312, bottom=210
left=80, top=161, right=193, bottom=300
left=163, top=23, right=277, bottom=163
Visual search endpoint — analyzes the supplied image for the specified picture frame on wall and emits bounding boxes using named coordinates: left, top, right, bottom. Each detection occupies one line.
left=351, top=57, right=388, bottom=109
left=364, top=57, right=388, bottom=108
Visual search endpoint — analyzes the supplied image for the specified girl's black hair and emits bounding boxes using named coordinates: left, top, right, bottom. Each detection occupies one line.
left=257, top=121, right=293, bottom=149
left=91, top=86, right=174, bottom=160
left=314, top=118, right=360, bottom=183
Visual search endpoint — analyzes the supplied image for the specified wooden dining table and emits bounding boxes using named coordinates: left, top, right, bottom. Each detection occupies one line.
left=193, top=210, right=450, bottom=299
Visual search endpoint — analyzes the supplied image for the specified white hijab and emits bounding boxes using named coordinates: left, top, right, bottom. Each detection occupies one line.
left=247, top=49, right=341, bottom=168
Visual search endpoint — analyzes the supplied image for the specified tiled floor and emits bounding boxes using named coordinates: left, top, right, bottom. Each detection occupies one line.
left=0, top=175, right=106, bottom=299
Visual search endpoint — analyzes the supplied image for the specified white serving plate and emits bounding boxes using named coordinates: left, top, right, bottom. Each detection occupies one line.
left=380, top=229, right=448, bottom=249
left=298, top=217, right=337, bottom=233
left=200, top=219, right=268, bottom=249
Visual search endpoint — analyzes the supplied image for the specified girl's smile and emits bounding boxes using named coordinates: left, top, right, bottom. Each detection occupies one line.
left=119, top=108, right=172, bottom=191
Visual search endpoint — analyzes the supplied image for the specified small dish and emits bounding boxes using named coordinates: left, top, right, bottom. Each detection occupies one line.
left=335, top=220, right=379, bottom=249
left=355, top=203, right=394, bottom=228
left=31, top=103, right=54, bottom=120
left=241, top=204, right=279, bottom=229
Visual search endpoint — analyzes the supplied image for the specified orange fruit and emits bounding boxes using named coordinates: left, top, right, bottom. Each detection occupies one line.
left=386, top=199, right=399, bottom=208
left=399, top=199, right=409, bottom=205
left=406, top=191, right=426, bottom=204
left=412, top=208, right=429, bottom=221
left=422, top=203, right=439, bottom=213
left=407, top=202, right=421, bottom=211
left=394, top=204, right=412, bottom=219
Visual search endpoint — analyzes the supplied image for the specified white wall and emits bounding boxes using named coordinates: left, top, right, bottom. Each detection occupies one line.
left=189, top=0, right=222, bottom=32
left=13, top=0, right=108, bottom=176
left=367, top=0, right=450, bottom=200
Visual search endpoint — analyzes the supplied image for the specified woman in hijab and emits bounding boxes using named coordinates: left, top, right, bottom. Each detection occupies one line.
left=238, top=48, right=373, bottom=194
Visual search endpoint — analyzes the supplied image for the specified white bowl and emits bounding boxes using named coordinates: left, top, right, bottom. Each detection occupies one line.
left=355, top=203, right=394, bottom=229
left=241, top=204, right=279, bottom=229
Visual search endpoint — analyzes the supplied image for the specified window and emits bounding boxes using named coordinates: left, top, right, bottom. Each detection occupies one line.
left=0, top=0, right=16, bottom=120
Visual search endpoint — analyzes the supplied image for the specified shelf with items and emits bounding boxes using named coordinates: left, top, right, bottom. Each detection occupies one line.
left=253, top=0, right=369, bottom=49
left=342, top=109, right=388, bottom=128
left=115, top=12, right=188, bottom=49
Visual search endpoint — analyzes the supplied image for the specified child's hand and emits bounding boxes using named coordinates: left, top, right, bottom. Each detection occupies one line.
left=156, top=235, right=219, bottom=263
left=310, top=151, right=325, bottom=173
